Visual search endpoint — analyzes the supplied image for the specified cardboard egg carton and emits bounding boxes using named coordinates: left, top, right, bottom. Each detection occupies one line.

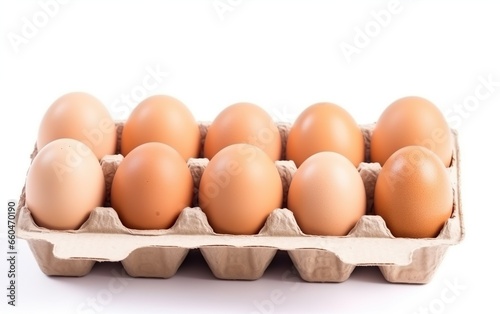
left=16, top=122, right=464, bottom=284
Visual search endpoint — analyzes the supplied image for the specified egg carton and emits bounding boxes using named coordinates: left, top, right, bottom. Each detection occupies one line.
left=16, top=122, right=464, bottom=284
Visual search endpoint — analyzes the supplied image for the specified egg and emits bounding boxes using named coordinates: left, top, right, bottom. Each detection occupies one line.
left=25, top=139, right=105, bottom=230
left=373, top=146, right=453, bottom=238
left=37, top=92, right=117, bottom=160
left=370, top=96, right=453, bottom=167
left=199, top=144, right=283, bottom=235
left=287, top=152, right=366, bottom=236
left=111, top=142, right=193, bottom=230
left=121, top=95, right=200, bottom=160
left=286, top=102, right=364, bottom=167
left=204, top=103, right=281, bottom=160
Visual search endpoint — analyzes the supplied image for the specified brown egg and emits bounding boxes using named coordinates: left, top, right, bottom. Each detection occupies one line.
left=199, top=144, right=283, bottom=235
left=121, top=95, right=200, bottom=160
left=286, top=102, right=364, bottom=167
left=26, top=139, right=105, bottom=230
left=288, top=152, right=366, bottom=236
left=111, top=142, right=193, bottom=230
left=370, top=96, right=453, bottom=167
left=37, top=92, right=117, bottom=160
left=373, top=146, right=453, bottom=238
left=204, top=103, right=281, bottom=160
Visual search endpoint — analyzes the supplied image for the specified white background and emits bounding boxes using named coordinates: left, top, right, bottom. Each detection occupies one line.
left=1, top=0, right=499, bottom=313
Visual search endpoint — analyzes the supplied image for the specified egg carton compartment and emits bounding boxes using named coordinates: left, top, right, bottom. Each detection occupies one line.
left=16, top=122, right=464, bottom=284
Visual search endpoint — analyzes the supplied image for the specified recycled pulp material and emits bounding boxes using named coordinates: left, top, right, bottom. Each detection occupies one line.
left=16, top=122, right=464, bottom=284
